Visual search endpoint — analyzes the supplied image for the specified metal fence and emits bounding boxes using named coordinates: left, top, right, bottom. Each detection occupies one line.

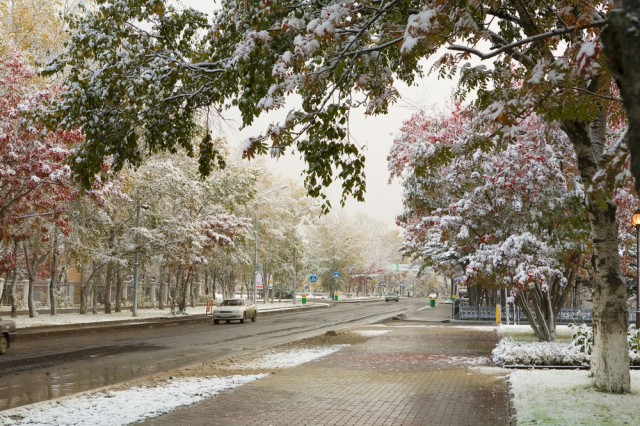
left=457, top=305, right=636, bottom=323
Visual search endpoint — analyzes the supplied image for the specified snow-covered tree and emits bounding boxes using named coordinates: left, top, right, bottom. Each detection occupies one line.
left=0, top=52, right=81, bottom=317
left=390, top=105, right=591, bottom=341
left=50, top=0, right=633, bottom=392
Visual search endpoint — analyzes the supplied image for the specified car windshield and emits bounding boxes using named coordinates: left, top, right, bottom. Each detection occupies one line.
left=387, top=293, right=396, bottom=296
left=222, top=299, right=244, bottom=306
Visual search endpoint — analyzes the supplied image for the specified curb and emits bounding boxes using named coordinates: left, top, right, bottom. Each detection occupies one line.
left=17, top=304, right=329, bottom=341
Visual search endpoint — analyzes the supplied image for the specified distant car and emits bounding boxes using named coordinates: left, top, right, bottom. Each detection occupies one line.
left=385, top=292, right=399, bottom=302
left=213, top=298, right=257, bottom=324
left=0, top=317, right=16, bottom=355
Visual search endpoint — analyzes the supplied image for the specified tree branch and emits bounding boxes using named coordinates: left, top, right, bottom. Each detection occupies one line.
left=448, top=20, right=607, bottom=61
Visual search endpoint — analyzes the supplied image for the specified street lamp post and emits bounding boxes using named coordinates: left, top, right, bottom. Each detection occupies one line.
left=292, top=203, right=320, bottom=305
left=632, top=210, right=640, bottom=327
left=253, top=184, right=288, bottom=305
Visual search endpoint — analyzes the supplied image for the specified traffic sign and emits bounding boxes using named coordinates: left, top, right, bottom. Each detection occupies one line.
left=310, top=275, right=317, bottom=283
left=333, top=271, right=340, bottom=278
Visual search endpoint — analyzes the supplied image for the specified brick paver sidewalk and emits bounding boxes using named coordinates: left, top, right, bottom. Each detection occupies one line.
left=140, top=306, right=512, bottom=426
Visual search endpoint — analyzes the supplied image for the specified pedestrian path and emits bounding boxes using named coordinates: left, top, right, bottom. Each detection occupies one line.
left=139, top=304, right=511, bottom=426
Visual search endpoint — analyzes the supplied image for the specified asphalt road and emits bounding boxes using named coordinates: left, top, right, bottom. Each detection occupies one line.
left=0, top=299, right=423, bottom=411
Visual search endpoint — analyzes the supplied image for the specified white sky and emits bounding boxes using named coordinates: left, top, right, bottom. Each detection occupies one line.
left=177, top=0, right=459, bottom=228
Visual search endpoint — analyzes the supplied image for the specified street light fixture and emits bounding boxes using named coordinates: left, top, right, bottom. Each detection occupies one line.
left=632, top=210, right=640, bottom=327
left=253, top=184, right=289, bottom=304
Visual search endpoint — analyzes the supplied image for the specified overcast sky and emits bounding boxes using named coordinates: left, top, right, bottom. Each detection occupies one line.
left=179, top=0, right=458, bottom=228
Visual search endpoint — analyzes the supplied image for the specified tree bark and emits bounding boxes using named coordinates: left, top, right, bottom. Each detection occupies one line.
left=49, top=232, right=59, bottom=316
left=91, top=269, right=99, bottom=314
left=9, top=241, right=18, bottom=318
left=23, top=242, right=47, bottom=318
left=104, top=262, right=113, bottom=314
left=157, top=267, right=165, bottom=310
left=562, top=119, right=630, bottom=393
left=603, top=2, right=640, bottom=197
left=115, top=266, right=123, bottom=312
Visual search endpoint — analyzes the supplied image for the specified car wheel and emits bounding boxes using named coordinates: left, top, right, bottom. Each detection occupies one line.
left=395, top=299, right=399, bottom=302
left=251, top=312, right=257, bottom=322
left=0, top=335, right=7, bottom=355
left=240, top=313, right=246, bottom=324
left=213, top=319, right=219, bottom=325
left=226, top=320, right=230, bottom=324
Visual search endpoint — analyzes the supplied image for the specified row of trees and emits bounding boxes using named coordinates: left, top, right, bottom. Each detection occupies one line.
left=0, top=56, right=404, bottom=317
left=0, top=57, right=402, bottom=316
left=11, top=0, right=640, bottom=393
left=390, top=103, right=639, bottom=343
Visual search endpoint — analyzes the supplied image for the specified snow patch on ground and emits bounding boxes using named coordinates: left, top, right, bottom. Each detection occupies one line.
left=355, top=330, right=392, bottom=337
left=0, top=374, right=266, bottom=425
left=445, top=356, right=491, bottom=366
left=228, top=346, right=345, bottom=370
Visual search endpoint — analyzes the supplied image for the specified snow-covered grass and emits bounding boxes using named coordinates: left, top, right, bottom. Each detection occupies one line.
left=510, top=370, right=640, bottom=425
left=495, top=323, right=640, bottom=424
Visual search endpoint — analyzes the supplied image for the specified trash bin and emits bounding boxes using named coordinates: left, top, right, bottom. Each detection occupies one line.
left=429, top=298, right=436, bottom=307
left=334, top=292, right=339, bottom=301
left=301, top=294, right=307, bottom=305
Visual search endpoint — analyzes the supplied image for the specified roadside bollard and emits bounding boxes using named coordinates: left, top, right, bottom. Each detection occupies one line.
left=301, top=294, right=307, bottom=305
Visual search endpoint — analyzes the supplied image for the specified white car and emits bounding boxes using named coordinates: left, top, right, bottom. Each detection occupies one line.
left=212, top=299, right=257, bottom=324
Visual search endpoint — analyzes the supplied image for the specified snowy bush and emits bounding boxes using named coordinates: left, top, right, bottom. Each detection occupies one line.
left=567, top=323, right=592, bottom=355
left=493, top=324, right=640, bottom=366
left=492, top=338, right=590, bottom=367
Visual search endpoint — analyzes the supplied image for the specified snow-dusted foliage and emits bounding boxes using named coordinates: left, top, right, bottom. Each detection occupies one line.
left=0, top=52, right=84, bottom=316
left=492, top=338, right=591, bottom=367
left=493, top=325, right=640, bottom=367
left=389, top=104, right=591, bottom=341
left=52, top=0, right=631, bottom=392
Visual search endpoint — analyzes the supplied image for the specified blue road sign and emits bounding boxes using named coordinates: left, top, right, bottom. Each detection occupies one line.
left=333, top=271, right=340, bottom=278
left=310, top=275, right=317, bottom=282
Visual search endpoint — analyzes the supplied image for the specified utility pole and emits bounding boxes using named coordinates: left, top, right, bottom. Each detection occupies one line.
left=132, top=198, right=141, bottom=317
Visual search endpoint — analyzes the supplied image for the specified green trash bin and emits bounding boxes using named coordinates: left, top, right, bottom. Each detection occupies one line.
left=301, top=294, right=307, bottom=305
left=429, top=298, right=436, bottom=307
left=334, top=292, right=339, bottom=301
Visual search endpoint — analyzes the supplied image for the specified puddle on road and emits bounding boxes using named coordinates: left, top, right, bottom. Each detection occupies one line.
left=0, top=344, right=166, bottom=411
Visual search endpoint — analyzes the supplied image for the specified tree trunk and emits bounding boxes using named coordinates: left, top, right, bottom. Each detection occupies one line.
left=27, top=275, right=35, bottom=318
left=49, top=232, right=59, bottom=316
left=189, top=268, right=197, bottom=308
left=23, top=242, right=47, bottom=318
left=603, top=3, right=640, bottom=198
left=157, top=267, right=165, bottom=310
left=587, top=198, right=630, bottom=393
left=91, top=269, right=99, bottom=314
left=562, top=119, right=630, bottom=393
left=9, top=241, right=18, bottom=318
left=104, top=263, right=113, bottom=314
left=115, top=266, right=123, bottom=312
left=79, top=284, right=86, bottom=314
